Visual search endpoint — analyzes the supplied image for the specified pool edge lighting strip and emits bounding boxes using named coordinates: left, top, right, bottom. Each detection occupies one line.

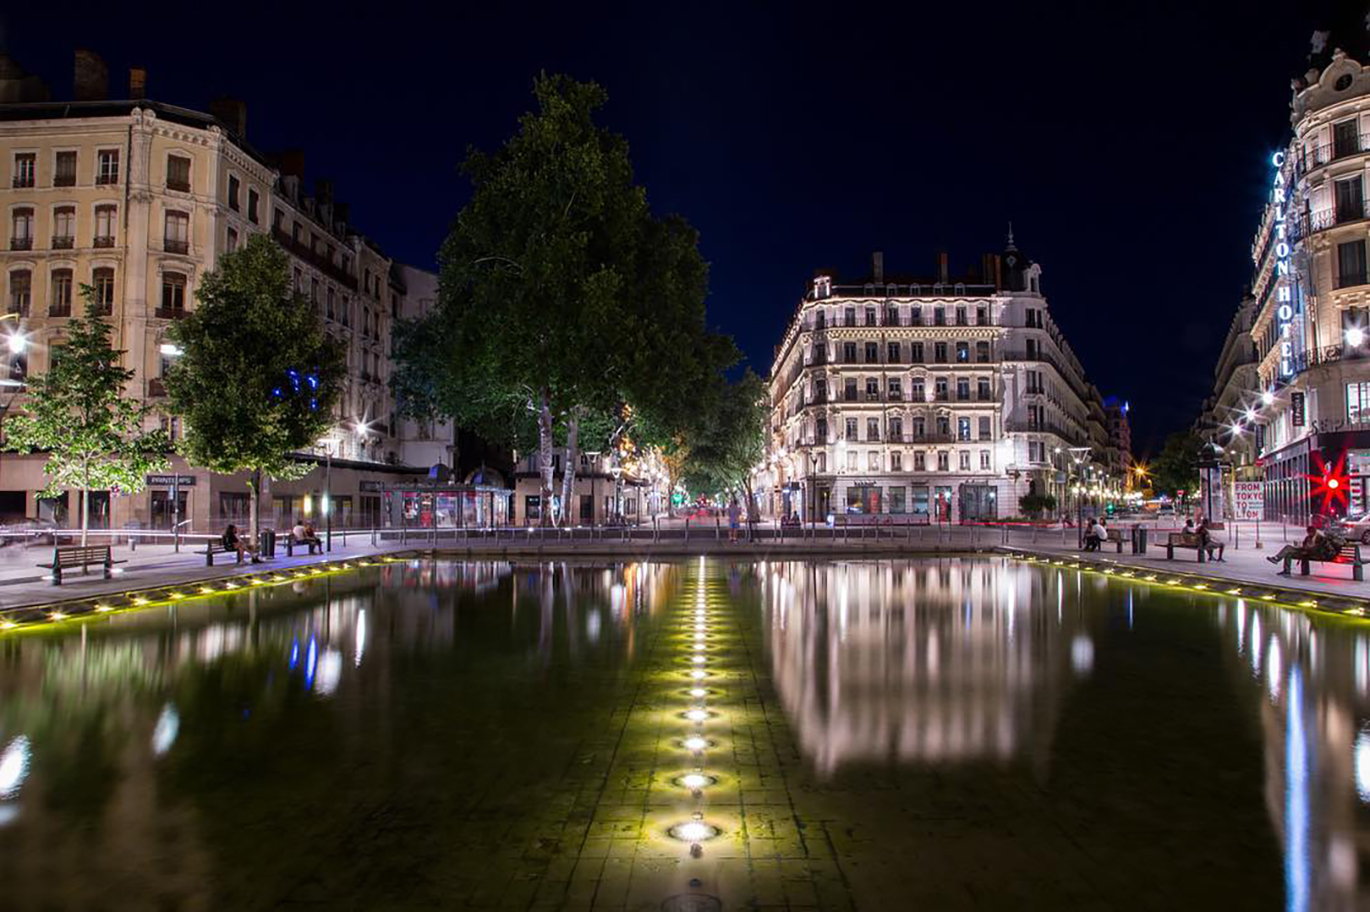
left=0, top=553, right=416, bottom=635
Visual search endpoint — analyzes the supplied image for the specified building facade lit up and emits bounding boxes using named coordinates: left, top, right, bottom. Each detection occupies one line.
left=1232, top=36, right=1370, bottom=522
left=766, top=242, right=1123, bottom=522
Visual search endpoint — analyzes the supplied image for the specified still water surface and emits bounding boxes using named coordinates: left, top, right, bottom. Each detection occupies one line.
left=0, top=557, right=1364, bottom=910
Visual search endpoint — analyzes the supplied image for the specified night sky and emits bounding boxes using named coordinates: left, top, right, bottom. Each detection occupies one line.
left=0, top=1, right=1349, bottom=454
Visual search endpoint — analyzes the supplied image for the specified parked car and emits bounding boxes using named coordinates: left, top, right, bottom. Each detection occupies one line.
left=1336, top=512, right=1370, bottom=544
left=0, top=517, right=58, bottom=546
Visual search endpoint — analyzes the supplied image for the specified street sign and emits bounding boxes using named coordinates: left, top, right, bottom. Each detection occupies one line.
left=1232, top=482, right=1263, bottom=521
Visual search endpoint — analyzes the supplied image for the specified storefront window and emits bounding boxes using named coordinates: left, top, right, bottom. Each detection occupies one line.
left=845, top=486, right=881, bottom=514
left=1348, top=382, right=1370, bottom=423
left=890, top=487, right=907, bottom=513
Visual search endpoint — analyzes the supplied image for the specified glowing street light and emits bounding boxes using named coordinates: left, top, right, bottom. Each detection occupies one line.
left=1261, top=390, right=1275, bottom=405
left=1348, top=326, right=1366, bottom=349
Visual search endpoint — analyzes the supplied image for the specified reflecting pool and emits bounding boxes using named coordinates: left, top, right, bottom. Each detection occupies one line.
left=0, top=557, right=1366, bottom=909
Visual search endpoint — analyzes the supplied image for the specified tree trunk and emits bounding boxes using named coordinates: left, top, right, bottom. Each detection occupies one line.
left=538, top=388, right=555, bottom=526
left=248, top=468, right=261, bottom=545
left=560, top=409, right=581, bottom=528
left=80, top=486, right=89, bottom=548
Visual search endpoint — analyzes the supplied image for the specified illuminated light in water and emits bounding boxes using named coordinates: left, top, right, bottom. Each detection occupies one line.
left=132, top=596, right=149, bottom=605
left=683, top=709, right=710, bottom=722
left=0, top=620, right=16, bottom=630
left=1070, top=635, right=1094, bottom=675
left=1355, top=729, right=1370, bottom=803
left=355, top=609, right=368, bottom=667
left=675, top=772, right=716, bottom=791
left=152, top=704, right=180, bottom=756
left=199, top=586, right=215, bottom=595
left=167, top=592, right=185, bottom=600
left=315, top=648, right=343, bottom=696
left=1268, top=639, right=1283, bottom=701
left=690, top=670, right=708, bottom=680
left=1227, top=588, right=1242, bottom=595
left=669, top=820, right=719, bottom=843
left=0, top=736, right=31, bottom=797
left=289, top=639, right=300, bottom=671
left=304, top=637, right=318, bottom=689
left=586, top=610, right=601, bottom=643
left=694, top=633, right=707, bottom=641
left=689, top=688, right=708, bottom=698
left=94, top=603, right=112, bottom=612
left=683, top=736, right=710, bottom=751
left=691, top=655, right=707, bottom=665
left=48, top=611, right=66, bottom=621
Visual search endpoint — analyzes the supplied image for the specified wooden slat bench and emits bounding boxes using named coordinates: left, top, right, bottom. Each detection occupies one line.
left=200, top=541, right=246, bottom=566
left=1165, top=532, right=1220, bottom=563
left=1299, top=543, right=1369, bottom=581
left=37, top=544, right=124, bottom=585
left=283, top=533, right=322, bottom=556
left=1102, top=528, right=1124, bottom=553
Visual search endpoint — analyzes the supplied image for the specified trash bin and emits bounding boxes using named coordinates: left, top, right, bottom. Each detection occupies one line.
left=259, top=528, right=276, bottom=559
left=1131, top=525, right=1147, bottom=554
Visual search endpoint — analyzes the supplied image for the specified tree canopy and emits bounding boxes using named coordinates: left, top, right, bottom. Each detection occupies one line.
left=1150, top=432, right=1205, bottom=498
left=2, top=290, right=168, bottom=543
left=164, top=234, right=344, bottom=537
left=394, top=73, right=740, bottom=523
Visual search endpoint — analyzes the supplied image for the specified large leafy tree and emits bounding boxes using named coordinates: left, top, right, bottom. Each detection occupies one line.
left=395, top=73, right=735, bottom=524
left=2, top=290, right=169, bottom=545
left=1150, top=432, right=1205, bottom=499
left=683, top=370, right=769, bottom=513
left=164, top=234, right=344, bottom=541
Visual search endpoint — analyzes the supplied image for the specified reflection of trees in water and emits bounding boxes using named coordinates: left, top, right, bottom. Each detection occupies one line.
left=763, top=559, right=1088, bottom=776
left=1219, top=599, right=1370, bottom=912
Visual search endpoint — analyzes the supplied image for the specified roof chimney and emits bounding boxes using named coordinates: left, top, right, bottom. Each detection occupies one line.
left=315, top=178, right=334, bottom=205
left=936, top=251, right=950, bottom=285
left=208, top=96, right=247, bottom=139
left=872, top=251, right=884, bottom=284
left=277, top=148, right=306, bottom=179
left=128, top=66, right=147, bottom=99
left=73, top=49, right=108, bottom=101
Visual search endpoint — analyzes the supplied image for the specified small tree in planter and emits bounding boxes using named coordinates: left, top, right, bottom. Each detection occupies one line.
left=1019, top=492, right=1057, bottom=519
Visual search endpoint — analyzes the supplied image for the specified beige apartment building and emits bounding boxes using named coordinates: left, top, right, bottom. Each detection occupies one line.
left=0, top=51, right=439, bottom=533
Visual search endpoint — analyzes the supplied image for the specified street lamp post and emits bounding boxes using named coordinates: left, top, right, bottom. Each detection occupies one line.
left=1068, top=447, right=1091, bottom=548
left=324, top=442, right=333, bottom=552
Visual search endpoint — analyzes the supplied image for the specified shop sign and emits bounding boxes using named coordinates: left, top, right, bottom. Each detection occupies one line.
left=146, top=474, right=196, bottom=487
left=1270, top=151, right=1296, bottom=378
left=359, top=480, right=384, bottom=492
left=1291, top=391, right=1305, bottom=426
left=1232, top=482, right=1263, bottom=521
left=1310, top=417, right=1370, bottom=434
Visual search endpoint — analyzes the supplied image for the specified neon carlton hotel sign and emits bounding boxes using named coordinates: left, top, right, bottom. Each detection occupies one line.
left=1270, top=150, right=1295, bottom=378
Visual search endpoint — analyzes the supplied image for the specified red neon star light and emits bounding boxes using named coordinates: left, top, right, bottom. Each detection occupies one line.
left=1308, top=451, right=1351, bottom=513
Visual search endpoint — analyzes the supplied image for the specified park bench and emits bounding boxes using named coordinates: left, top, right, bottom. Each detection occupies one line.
left=1102, top=528, right=1124, bottom=553
left=283, top=533, right=321, bottom=556
left=199, top=540, right=249, bottom=566
left=1165, top=531, right=1220, bottom=563
left=37, top=544, right=124, bottom=585
left=1298, top=543, right=1369, bottom=581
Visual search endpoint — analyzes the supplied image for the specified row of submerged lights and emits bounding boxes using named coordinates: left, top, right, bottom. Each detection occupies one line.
left=0, top=556, right=400, bottom=632
left=667, top=556, right=723, bottom=854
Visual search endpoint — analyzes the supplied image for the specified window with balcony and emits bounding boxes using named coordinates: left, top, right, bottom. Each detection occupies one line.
left=910, top=306, right=922, bottom=325
left=52, top=206, right=75, bottom=248
left=980, top=450, right=991, bottom=470
left=49, top=268, right=72, bottom=317
left=914, top=451, right=926, bottom=471
left=815, top=418, right=827, bottom=443
left=956, top=378, right=970, bottom=400
left=911, top=378, right=925, bottom=401
left=934, top=307, right=946, bottom=326
left=865, top=341, right=878, bottom=363
left=912, top=417, right=926, bottom=440
left=96, top=149, right=119, bottom=185
left=12, top=153, right=34, bottom=189
left=843, top=341, right=857, bottom=362
left=936, top=415, right=950, bottom=437
left=978, top=416, right=991, bottom=439
left=92, top=267, right=115, bottom=315
left=8, top=270, right=31, bottom=316
left=956, top=341, right=969, bottom=363
left=159, top=272, right=186, bottom=318
left=959, top=450, right=971, bottom=471
left=866, top=418, right=879, bottom=441
left=845, top=417, right=857, bottom=439
left=885, top=307, right=898, bottom=327
left=94, top=204, right=116, bottom=247
left=887, top=341, right=900, bottom=363
left=937, top=451, right=949, bottom=471
left=167, top=154, right=191, bottom=192
left=958, top=417, right=971, bottom=441
left=891, top=451, right=903, bottom=472
left=844, top=379, right=857, bottom=401
left=1336, top=175, right=1364, bottom=224
left=888, top=377, right=902, bottom=400
left=865, top=377, right=879, bottom=400
left=814, top=378, right=827, bottom=403
left=164, top=210, right=189, bottom=254
left=228, top=174, right=240, bottom=211
left=1334, top=118, right=1361, bottom=159
left=843, top=307, right=855, bottom=326
left=956, top=306, right=967, bottom=326
left=934, top=342, right=948, bottom=363
left=977, top=305, right=989, bottom=326
left=935, top=378, right=948, bottom=401
left=10, top=208, right=33, bottom=250
left=1338, top=240, right=1368, bottom=289
left=865, top=307, right=876, bottom=326
left=976, top=341, right=990, bottom=363
left=54, top=151, right=76, bottom=187
left=911, top=341, right=925, bottom=362
left=890, top=416, right=903, bottom=441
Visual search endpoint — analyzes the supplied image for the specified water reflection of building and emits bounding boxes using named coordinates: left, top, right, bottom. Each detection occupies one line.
left=763, top=558, right=1088, bottom=775
left=1219, top=598, right=1370, bottom=912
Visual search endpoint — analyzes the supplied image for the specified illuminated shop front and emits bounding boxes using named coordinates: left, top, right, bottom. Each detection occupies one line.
left=383, top=476, right=512, bottom=529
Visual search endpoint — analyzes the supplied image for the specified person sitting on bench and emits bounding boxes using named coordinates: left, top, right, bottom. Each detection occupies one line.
left=292, top=519, right=323, bottom=552
left=1198, top=518, right=1226, bottom=562
left=222, top=523, right=261, bottom=564
left=1268, top=525, right=1322, bottom=576
left=1082, top=518, right=1100, bottom=552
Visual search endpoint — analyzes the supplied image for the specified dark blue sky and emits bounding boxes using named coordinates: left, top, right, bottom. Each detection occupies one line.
left=0, top=1, right=1344, bottom=453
